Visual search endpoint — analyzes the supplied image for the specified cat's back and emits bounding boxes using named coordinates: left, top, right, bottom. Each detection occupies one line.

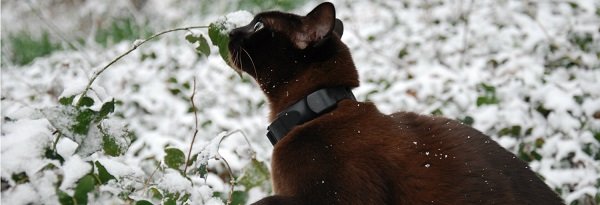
left=379, top=111, right=564, bottom=204
left=272, top=101, right=562, bottom=204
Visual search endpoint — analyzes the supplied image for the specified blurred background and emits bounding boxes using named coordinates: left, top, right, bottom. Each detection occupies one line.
left=2, top=0, right=599, bottom=204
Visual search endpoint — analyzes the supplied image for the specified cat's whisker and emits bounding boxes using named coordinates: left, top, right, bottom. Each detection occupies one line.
left=241, top=48, right=258, bottom=78
left=235, top=50, right=244, bottom=78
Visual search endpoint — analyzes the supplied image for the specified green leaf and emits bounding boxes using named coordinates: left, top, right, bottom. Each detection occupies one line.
left=98, top=100, right=115, bottom=119
left=74, top=174, right=96, bottom=204
left=195, top=35, right=211, bottom=57
left=476, top=96, right=499, bottom=107
left=72, top=109, right=96, bottom=135
left=460, top=116, right=474, bottom=126
left=11, top=172, right=29, bottom=184
left=45, top=147, right=65, bottom=164
left=480, top=83, right=496, bottom=93
left=231, top=191, right=249, bottom=205
left=102, top=134, right=122, bottom=156
left=431, top=108, right=443, bottom=116
left=135, top=200, right=154, bottom=205
left=530, top=150, right=542, bottom=161
left=536, top=105, right=551, bottom=118
left=95, top=161, right=115, bottom=184
left=185, top=34, right=199, bottom=43
left=149, top=187, right=163, bottom=199
left=164, top=197, right=176, bottom=205
left=180, top=193, right=191, bottom=202
left=498, top=125, right=521, bottom=137
left=397, top=47, right=408, bottom=59
left=59, top=96, right=75, bottom=106
left=532, top=138, right=544, bottom=150
left=57, top=189, right=75, bottom=205
left=238, top=159, right=270, bottom=190
left=208, top=23, right=231, bottom=66
left=78, top=96, right=95, bottom=107
left=164, top=148, right=186, bottom=170
left=186, top=153, right=198, bottom=167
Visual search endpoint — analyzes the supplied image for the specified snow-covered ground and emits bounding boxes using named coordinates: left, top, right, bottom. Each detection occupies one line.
left=2, top=0, right=599, bottom=204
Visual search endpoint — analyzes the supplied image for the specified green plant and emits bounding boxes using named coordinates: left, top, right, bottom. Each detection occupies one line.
left=238, top=0, right=307, bottom=11
left=5, top=31, right=62, bottom=65
left=476, top=83, right=499, bottom=106
left=19, top=15, right=269, bottom=205
left=94, top=17, right=152, bottom=47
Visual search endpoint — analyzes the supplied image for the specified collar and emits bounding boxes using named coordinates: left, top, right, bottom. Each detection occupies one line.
left=266, top=87, right=356, bottom=145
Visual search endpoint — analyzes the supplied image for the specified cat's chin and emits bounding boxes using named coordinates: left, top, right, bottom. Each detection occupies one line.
left=226, top=49, right=245, bottom=77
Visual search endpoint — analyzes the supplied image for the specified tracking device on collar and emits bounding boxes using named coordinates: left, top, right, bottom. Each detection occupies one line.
left=266, top=87, right=355, bottom=145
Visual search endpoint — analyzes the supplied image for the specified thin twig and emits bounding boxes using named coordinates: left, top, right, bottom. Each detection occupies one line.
left=25, top=1, right=85, bottom=53
left=142, top=164, right=161, bottom=196
left=216, top=135, right=236, bottom=205
left=458, top=0, right=474, bottom=70
left=184, top=78, right=199, bottom=176
left=51, top=130, right=61, bottom=153
left=76, top=25, right=209, bottom=106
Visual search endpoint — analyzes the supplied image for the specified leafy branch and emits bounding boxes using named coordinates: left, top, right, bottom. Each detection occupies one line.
left=76, top=25, right=209, bottom=106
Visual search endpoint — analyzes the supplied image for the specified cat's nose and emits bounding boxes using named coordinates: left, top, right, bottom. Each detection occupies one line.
left=229, top=27, right=251, bottom=40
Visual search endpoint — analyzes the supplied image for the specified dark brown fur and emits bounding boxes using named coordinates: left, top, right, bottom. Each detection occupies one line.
left=228, top=2, right=563, bottom=205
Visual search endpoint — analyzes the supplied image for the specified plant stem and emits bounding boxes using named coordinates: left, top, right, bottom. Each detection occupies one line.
left=76, top=25, right=209, bottom=106
left=184, top=78, right=199, bottom=176
left=215, top=130, right=255, bottom=205
left=142, top=164, right=161, bottom=197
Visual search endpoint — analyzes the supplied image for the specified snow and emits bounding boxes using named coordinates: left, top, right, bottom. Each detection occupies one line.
left=158, top=170, right=192, bottom=193
left=224, top=10, right=254, bottom=31
left=2, top=0, right=600, bottom=204
left=59, top=155, right=92, bottom=190
left=97, top=157, right=143, bottom=179
left=1, top=119, right=54, bottom=177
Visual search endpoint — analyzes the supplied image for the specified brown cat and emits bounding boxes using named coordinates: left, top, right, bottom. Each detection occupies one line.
left=228, top=2, right=564, bottom=205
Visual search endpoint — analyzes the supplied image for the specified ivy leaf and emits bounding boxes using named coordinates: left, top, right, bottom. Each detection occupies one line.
left=135, top=200, right=154, bottom=205
left=59, top=96, right=75, bottom=106
left=74, top=174, right=96, bottom=204
left=208, top=23, right=231, bottom=66
left=95, top=161, right=115, bottom=184
left=164, top=197, right=177, bottom=205
left=45, top=147, right=65, bottom=164
left=78, top=96, right=95, bottom=107
left=11, top=172, right=29, bottom=184
left=164, top=148, right=186, bottom=170
left=179, top=193, right=191, bottom=203
left=186, top=153, right=198, bottom=167
left=238, top=159, right=270, bottom=190
left=57, top=189, right=74, bottom=205
left=98, top=100, right=115, bottom=120
left=72, top=108, right=96, bottom=135
left=185, top=33, right=199, bottom=43
left=102, top=133, right=121, bottom=156
left=231, top=191, right=249, bottom=205
left=195, top=34, right=211, bottom=57
left=149, top=187, right=163, bottom=199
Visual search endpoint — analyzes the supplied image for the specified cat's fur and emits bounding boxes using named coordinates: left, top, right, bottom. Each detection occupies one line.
left=228, top=2, right=564, bottom=205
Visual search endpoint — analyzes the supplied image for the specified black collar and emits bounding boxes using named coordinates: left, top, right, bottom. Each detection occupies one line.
left=267, top=87, right=356, bottom=145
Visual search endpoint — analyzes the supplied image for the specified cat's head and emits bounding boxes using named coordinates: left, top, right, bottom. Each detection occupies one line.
left=228, top=2, right=359, bottom=109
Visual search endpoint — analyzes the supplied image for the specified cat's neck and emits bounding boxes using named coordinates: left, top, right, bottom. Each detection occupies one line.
left=261, top=53, right=359, bottom=121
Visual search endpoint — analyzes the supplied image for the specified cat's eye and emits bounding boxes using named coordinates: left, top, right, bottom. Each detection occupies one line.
left=253, top=21, right=264, bottom=32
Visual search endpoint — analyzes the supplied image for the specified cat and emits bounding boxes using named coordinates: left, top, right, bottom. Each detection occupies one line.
left=227, top=2, right=564, bottom=205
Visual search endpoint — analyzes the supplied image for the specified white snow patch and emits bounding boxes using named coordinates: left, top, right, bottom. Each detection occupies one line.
left=59, top=155, right=92, bottom=190
left=158, top=170, right=192, bottom=193
left=97, top=157, right=142, bottom=179
left=223, top=10, right=253, bottom=31
left=1, top=119, right=53, bottom=177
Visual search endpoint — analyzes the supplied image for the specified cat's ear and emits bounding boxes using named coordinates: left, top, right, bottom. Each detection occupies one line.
left=294, top=2, right=336, bottom=49
left=334, top=18, right=343, bottom=37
